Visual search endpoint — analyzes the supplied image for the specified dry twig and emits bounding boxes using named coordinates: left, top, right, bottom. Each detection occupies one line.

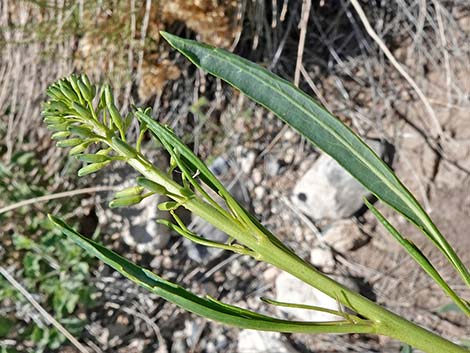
left=350, top=0, right=443, bottom=137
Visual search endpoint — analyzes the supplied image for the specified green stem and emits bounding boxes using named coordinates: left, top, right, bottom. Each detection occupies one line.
left=186, top=201, right=467, bottom=353
left=261, top=244, right=467, bottom=353
left=123, top=146, right=467, bottom=353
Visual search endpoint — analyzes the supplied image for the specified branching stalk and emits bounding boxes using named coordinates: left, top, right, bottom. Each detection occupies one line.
left=42, top=73, right=469, bottom=353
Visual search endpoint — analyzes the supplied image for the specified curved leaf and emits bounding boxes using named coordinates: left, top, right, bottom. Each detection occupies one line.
left=159, top=31, right=470, bottom=287
left=48, top=215, right=374, bottom=335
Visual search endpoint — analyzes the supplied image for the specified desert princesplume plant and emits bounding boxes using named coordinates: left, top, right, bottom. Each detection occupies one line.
left=42, top=33, right=469, bottom=353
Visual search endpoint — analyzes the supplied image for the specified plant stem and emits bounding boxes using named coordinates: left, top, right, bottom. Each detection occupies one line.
left=124, top=146, right=467, bottom=353
left=261, top=244, right=468, bottom=353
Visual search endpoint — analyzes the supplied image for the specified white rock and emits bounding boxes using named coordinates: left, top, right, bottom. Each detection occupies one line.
left=322, top=220, right=367, bottom=252
left=275, top=272, right=342, bottom=322
left=239, top=150, right=257, bottom=174
left=292, top=140, right=385, bottom=220
left=310, top=247, right=335, bottom=271
left=237, top=330, right=297, bottom=353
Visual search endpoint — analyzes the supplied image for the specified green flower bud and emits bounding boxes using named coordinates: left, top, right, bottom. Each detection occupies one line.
left=56, top=138, right=83, bottom=147
left=47, top=87, right=67, bottom=101
left=75, top=154, right=109, bottom=163
left=69, top=142, right=90, bottom=156
left=80, top=74, right=92, bottom=89
left=44, top=116, right=66, bottom=124
left=114, top=186, right=144, bottom=198
left=51, top=131, right=71, bottom=140
left=158, top=201, right=179, bottom=211
left=104, top=85, right=124, bottom=134
left=47, top=123, right=69, bottom=131
left=77, top=161, right=110, bottom=177
left=96, top=148, right=111, bottom=156
left=59, top=81, right=79, bottom=102
left=109, top=195, right=143, bottom=208
left=111, top=137, right=137, bottom=159
left=78, top=80, right=93, bottom=102
left=68, top=125, right=96, bottom=138
left=72, top=102, right=92, bottom=120
left=48, top=101, right=69, bottom=113
left=136, top=177, right=167, bottom=194
left=69, top=75, right=82, bottom=98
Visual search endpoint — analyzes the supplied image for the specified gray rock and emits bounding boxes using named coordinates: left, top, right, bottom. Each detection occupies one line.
left=291, top=140, right=386, bottom=220
left=237, top=330, right=297, bottom=353
left=275, top=272, right=343, bottom=322
left=264, top=155, right=281, bottom=176
left=236, top=148, right=256, bottom=174
left=310, top=246, right=335, bottom=271
left=322, top=220, right=368, bottom=252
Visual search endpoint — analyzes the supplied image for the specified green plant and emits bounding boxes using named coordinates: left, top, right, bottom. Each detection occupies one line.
left=0, top=149, right=94, bottom=352
left=42, top=33, right=470, bottom=353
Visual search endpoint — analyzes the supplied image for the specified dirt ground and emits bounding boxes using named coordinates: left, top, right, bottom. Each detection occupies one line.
left=1, top=1, right=469, bottom=353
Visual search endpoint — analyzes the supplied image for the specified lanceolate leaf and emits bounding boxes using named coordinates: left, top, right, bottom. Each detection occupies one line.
left=159, top=31, right=470, bottom=287
left=49, top=215, right=374, bottom=335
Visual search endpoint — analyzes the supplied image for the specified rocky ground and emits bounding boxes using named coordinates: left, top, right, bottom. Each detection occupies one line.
left=1, top=1, right=469, bottom=353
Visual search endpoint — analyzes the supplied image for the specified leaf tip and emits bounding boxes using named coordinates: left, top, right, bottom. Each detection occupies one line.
left=160, top=31, right=175, bottom=44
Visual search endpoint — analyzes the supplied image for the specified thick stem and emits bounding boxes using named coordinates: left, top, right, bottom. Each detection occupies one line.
left=261, top=245, right=467, bottom=353
left=126, top=150, right=467, bottom=353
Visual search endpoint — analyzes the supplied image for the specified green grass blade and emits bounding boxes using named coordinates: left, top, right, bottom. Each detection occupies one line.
left=48, top=215, right=375, bottom=335
left=159, top=31, right=470, bottom=288
left=364, top=199, right=470, bottom=316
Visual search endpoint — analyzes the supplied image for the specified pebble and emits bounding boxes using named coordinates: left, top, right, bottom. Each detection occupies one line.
left=322, top=220, right=368, bottom=252
left=237, top=330, right=297, bottom=353
left=310, top=247, right=335, bottom=271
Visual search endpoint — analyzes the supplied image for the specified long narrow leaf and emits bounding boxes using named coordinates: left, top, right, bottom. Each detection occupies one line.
left=159, top=31, right=470, bottom=287
left=48, top=215, right=374, bottom=334
left=364, top=200, right=470, bottom=316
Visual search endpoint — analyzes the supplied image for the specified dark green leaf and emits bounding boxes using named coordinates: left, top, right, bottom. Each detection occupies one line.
left=159, top=31, right=470, bottom=288
left=49, top=215, right=374, bottom=335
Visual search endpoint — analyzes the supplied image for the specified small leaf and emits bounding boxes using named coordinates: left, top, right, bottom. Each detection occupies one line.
left=77, top=80, right=93, bottom=102
left=12, top=234, right=35, bottom=250
left=400, top=344, right=413, bottom=353
left=0, top=317, right=15, bottom=338
left=104, top=85, right=124, bottom=136
left=44, top=116, right=66, bottom=124
left=58, top=81, right=79, bottom=102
